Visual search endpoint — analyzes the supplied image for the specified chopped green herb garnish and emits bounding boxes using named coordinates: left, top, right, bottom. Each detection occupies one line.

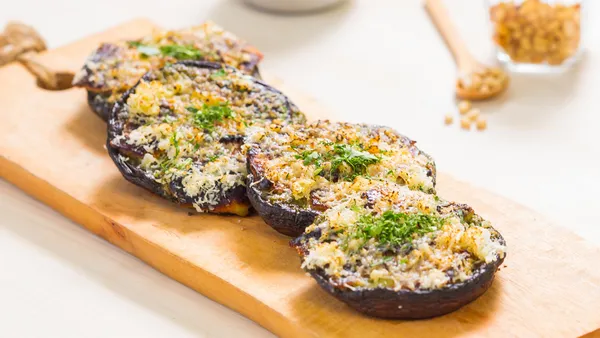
left=210, top=68, right=227, bottom=79
left=138, top=46, right=160, bottom=57
left=352, top=211, right=442, bottom=246
left=129, top=41, right=203, bottom=60
left=387, top=169, right=395, bottom=177
left=293, top=143, right=380, bottom=181
left=159, top=45, right=203, bottom=60
left=350, top=203, right=362, bottom=213
left=128, top=41, right=160, bottom=57
left=177, top=158, right=193, bottom=170
left=187, top=102, right=235, bottom=131
left=159, top=158, right=175, bottom=175
left=170, top=132, right=180, bottom=158
left=295, top=151, right=322, bottom=166
left=158, top=157, right=192, bottom=176
left=294, top=150, right=325, bottom=176
left=207, top=154, right=219, bottom=162
left=329, top=144, right=381, bottom=181
left=349, top=140, right=365, bottom=149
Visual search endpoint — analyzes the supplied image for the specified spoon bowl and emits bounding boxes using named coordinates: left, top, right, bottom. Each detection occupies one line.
left=425, top=0, right=509, bottom=100
left=455, top=65, right=509, bottom=100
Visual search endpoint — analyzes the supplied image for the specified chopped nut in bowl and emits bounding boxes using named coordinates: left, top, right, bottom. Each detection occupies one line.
left=489, top=0, right=583, bottom=72
left=456, top=66, right=509, bottom=100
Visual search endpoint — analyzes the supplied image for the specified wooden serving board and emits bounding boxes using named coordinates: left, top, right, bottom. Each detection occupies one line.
left=1, top=19, right=599, bottom=338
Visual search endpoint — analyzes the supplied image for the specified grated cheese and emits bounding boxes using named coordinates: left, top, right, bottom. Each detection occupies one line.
left=245, top=121, right=436, bottom=212
left=73, top=21, right=264, bottom=108
left=108, top=62, right=304, bottom=214
left=299, top=180, right=506, bottom=291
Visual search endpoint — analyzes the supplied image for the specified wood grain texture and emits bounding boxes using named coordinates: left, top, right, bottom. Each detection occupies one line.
left=1, top=19, right=599, bottom=338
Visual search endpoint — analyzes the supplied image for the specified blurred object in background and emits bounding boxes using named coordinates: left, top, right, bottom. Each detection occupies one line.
left=0, top=22, right=72, bottom=90
left=243, top=0, right=347, bottom=13
left=0, top=21, right=46, bottom=66
left=424, top=0, right=510, bottom=102
left=489, top=0, right=583, bottom=73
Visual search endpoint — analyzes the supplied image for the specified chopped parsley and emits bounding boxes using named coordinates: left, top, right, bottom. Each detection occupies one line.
left=352, top=211, right=442, bottom=246
left=207, top=154, right=219, bottom=162
left=293, top=143, right=381, bottom=180
left=159, top=45, right=203, bottom=59
left=159, top=159, right=174, bottom=171
left=170, top=132, right=180, bottom=158
left=128, top=41, right=203, bottom=60
left=329, top=144, right=381, bottom=181
left=295, top=150, right=322, bottom=166
left=186, top=102, right=235, bottom=131
left=294, top=150, right=323, bottom=176
left=128, top=41, right=160, bottom=57
left=158, top=157, right=192, bottom=177
left=178, top=158, right=193, bottom=169
left=210, top=68, right=227, bottom=79
left=350, top=202, right=362, bottom=213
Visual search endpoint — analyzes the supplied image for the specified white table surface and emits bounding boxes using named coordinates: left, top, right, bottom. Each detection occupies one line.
left=1, top=0, right=599, bottom=337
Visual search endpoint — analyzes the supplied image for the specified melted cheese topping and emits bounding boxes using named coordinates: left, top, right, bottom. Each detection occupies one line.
left=109, top=63, right=305, bottom=213
left=300, top=179, right=506, bottom=291
left=245, top=121, right=436, bottom=210
left=73, top=21, right=263, bottom=103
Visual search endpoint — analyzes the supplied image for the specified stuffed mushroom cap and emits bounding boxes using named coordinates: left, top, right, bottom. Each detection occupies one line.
left=245, top=121, right=436, bottom=236
left=74, top=22, right=263, bottom=121
left=107, top=61, right=305, bottom=216
left=293, top=179, right=506, bottom=319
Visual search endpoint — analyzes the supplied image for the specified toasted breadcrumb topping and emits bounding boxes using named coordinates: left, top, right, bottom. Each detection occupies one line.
left=300, top=179, right=506, bottom=291
left=245, top=121, right=436, bottom=212
left=73, top=22, right=263, bottom=105
left=110, top=63, right=304, bottom=213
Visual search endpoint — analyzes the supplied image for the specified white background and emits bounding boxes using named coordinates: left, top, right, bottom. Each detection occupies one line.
left=1, top=0, right=599, bottom=337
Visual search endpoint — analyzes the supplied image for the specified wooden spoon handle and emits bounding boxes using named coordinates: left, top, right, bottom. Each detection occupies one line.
left=424, top=0, right=475, bottom=69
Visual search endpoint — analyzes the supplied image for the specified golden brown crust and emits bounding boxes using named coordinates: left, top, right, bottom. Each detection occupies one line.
left=74, top=22, right=263, bottom=121
left=107, top=61, right=304, bottom=216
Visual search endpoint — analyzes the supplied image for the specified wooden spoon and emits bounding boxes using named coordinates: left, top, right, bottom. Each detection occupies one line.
left=424, top=0, right=509, bottom=100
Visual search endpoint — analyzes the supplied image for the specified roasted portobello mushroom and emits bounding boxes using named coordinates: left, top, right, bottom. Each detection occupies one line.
left=74, top=22, right=263, bottom=121
left=292, top=179, right=506, bottom=319
left=107, top=61, right=305, bottom=216
left=245, top=121, right=436, bottom=236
